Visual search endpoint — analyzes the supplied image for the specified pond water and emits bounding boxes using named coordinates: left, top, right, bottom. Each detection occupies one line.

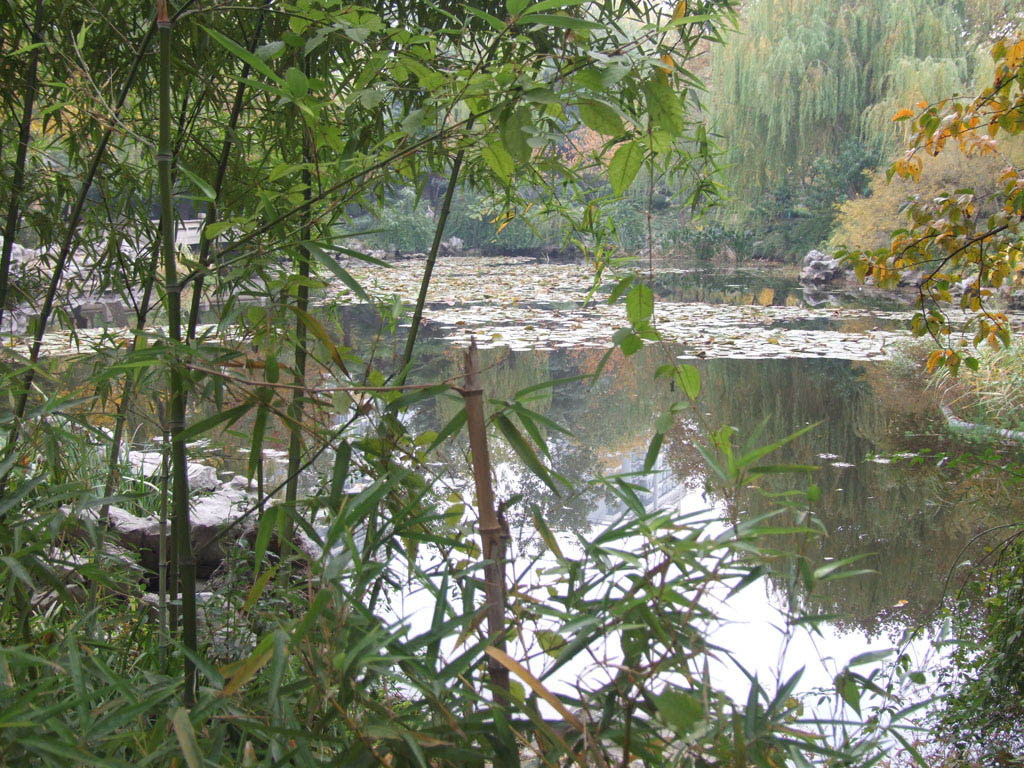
left=27, top=256, right=1024, bottom=716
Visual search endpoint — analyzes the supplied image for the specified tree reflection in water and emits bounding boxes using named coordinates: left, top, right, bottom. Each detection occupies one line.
left=416, top=344, right=1024, bottom=639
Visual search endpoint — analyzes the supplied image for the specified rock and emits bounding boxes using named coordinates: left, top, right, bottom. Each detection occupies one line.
left=126, top=450, right=220, bottom=492
left=62, top=478, right=322, bottom=578
left=1010, top=290, right=1024, bottom=310
left=799, top=249, right=845, bottom=285
left=440, top=236, right=464, bottom=254
left=897, top=270, right=926, bottom=288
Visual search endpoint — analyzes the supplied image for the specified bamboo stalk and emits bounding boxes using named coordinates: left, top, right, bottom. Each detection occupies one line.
left=158, top=402, right=170, bottom=670
left=157, top=0, right=198, bottom=704
left=462, top=340, right=510, bottom=699
left=0, top=0, right=45, bottom=332
left=101, top=83, right=201, bottom=519
left=99, top=234, right=161, bottom=518
left=0, top=12, right=161, bottom=496
left=398, top=133, right=471, bottom=384
left=283, top=55, right=314, bottom=558
left=186, top=6, right=268, bottom=341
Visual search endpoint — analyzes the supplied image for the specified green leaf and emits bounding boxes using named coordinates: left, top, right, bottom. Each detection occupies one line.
left=500, top=106, right=532, bottom=164
left=247, top=403, right=268, bottom=480
left=653, top=689, right=704, bottom=737
left=172, top=708, right=203, bottom=768
left=401, top=107, right=425, bottom=135
left=608, top=141, right=643, bottom=196
left=253, top=504, right=277, bottom=570
left=611, top=327, right=642, bottom=356
left=284, top=66, right=309, bottom=98
left=519, top=12, right=602, bottom=30
left=608, top=274, right=634, bottom=305
left=675, top=363, right=700, bottom=400
left=202, top=25, right=284, bottom=86
left=464, top=5, right=507, bottom=30
left=644, top=78, right=684, bottom=137
left=531, top=510, right=564, bottom=560
left=626, top=283, right=654, bottom=326
left=494, top=413, right=559, bottom=494
left=291, top=589, right=331, bottom=646
left=481, top=141, right=515, bottom=182
left=643, top=431, right=664, bottom=472
left=578, top=100, right=623, bottom=136
left=306, top=243, right=371, bottom=303
left=255, top=40, right=285, bottom=61
left=328, top=441, right=351, bottom=513
left=177, top=165, right=217, bottom=202
left=835, top=671, right=861, bottom=715
left=537, top=629, right=567, bottom=657
left=386, top=384, right=451, bottom=412
left=427, top=408, right=467, bottom=453
left=848, top=648, right=892, bottom=667
left=175, top=402, right=252, bottom=443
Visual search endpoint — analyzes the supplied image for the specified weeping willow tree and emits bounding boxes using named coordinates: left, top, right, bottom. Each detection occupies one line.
left=709, top=0, right=979, bottom=257
left=714, top=0, right=967, bottom=188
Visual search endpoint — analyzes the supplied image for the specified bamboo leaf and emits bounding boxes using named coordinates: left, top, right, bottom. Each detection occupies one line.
left=519, top=12, right=603, bottom=30
left=427, top=408, right=467, bottom=452
left=643, top=431, right=664, bottom=472
left=247, top=403, right=268, bottom=480
left=578, top=99, right=624, bottom=136
left=174, top=402, right=252, bottom=443
left=221, top=638, right=275, bottom=697
left=608, top=141, right=643, bottom=195
left=328, top=441, right=351, bottom=513
left=485, top=646, right=584, bottom=732
left=307, top=244, right=371, bottom=303
left=172, top=708, right=203, bottom=768
left=386, top=384, right=451, bottom=412
left=202, top=25, right=284, bottom=86
left=493, top=413, right=559, bottom=493
left=481, top=141, right=515, bottom=182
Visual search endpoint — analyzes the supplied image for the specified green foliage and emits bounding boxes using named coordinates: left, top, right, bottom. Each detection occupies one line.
left=0, top=0, right=933, bottom=764
left=840, top=31, right=1024, bottom=372
left=709, top=0, right=980, bottom=259
left=938, top=534, right=1024, bottom=760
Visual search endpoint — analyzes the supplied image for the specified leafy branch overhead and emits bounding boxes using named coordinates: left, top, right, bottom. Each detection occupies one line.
left=840, top=33, right=1024, bottom=374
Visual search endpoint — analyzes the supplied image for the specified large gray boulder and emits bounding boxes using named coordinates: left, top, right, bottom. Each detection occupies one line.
left=799, top=249, right=845, bottom=285
left=63, top=480, right=321, bottom=576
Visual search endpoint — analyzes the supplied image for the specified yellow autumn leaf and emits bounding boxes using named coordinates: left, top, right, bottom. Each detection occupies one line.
left=1007, top=39, right=1024, bottom=68
left=892, top=108, right=915, bottom=122
left=671, top=0, right=687, bottom=21
left=485, top=646, right=585, bottom=733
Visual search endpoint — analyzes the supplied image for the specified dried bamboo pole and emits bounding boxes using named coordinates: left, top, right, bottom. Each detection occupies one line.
left=462, top=340, right=510, bottom=699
